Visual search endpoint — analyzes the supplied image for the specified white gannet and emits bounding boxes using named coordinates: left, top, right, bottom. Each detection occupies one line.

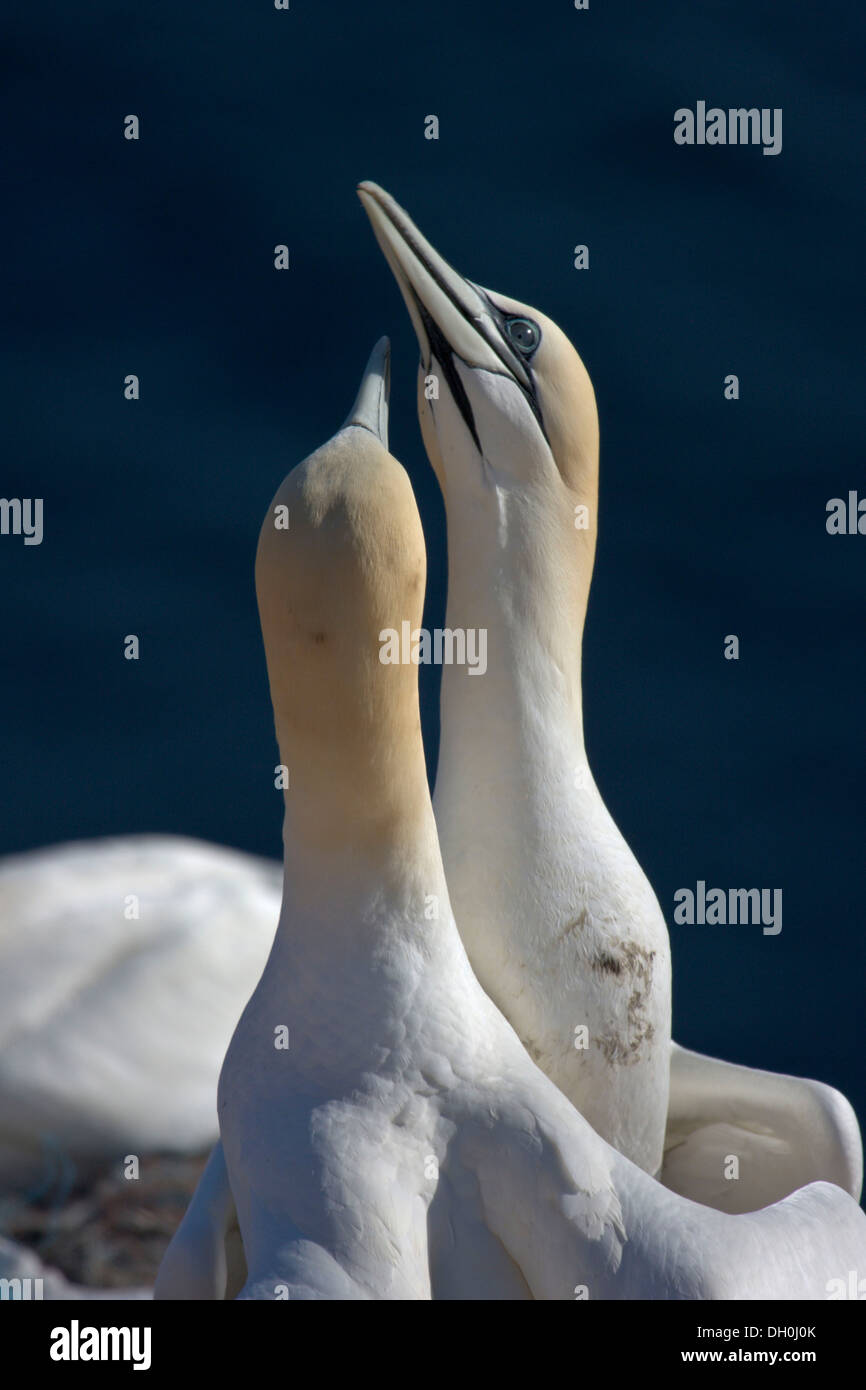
left=155, top=337, right=866, bottom=1300
left=0, top=835, right=280, bottom=1190
left=357, top=181, right=863, bottom=1210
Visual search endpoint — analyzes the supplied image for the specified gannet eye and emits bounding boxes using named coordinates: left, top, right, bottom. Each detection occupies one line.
left=504, top=317, right=540, bottom=356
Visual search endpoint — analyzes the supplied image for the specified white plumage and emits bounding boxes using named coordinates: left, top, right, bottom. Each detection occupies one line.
left=4, top=195, right=861, bottom=1299
left=156, top=338, right=866, bottom=1301
left=357, top=180, right=863, bottom=1214
left=0, top=835, right=280, bottom=1189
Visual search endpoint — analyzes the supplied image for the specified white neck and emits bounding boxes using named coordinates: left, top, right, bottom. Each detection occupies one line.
left=434, top=483, right=593, bottom=855
left=431, top=472, right=672, bottom=1176
left=262, top=759, right=458, bottom=1067
left=279, top=796, right=450, bottom=939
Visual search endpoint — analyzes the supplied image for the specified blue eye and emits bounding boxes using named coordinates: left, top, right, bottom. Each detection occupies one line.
left=504, top=317, right=540, bottom=355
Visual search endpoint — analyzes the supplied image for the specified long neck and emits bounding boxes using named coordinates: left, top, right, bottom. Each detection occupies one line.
left=274, top=704, right=450, bottom=942
left=436, top=479, right=595, bottom=826
left=238, top=710, right=460, bottom=1086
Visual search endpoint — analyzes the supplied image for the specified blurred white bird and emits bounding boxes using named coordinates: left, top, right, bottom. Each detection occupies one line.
left=0, top=835, right=280, bottom=1192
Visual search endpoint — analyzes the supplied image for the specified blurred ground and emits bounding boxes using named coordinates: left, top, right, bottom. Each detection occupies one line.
left=0, top=1152, right=207, bottom=1289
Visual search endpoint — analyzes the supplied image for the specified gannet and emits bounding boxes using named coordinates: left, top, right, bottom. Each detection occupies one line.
left=0, top=835, right=280, bottom=1190
left=357, top=181, right=863, bottom=1209
left=155, top=337, right=866, bottom=1300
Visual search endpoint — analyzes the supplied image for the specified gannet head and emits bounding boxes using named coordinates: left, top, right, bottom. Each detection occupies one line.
left=357, top=183, right=599, bottom=567
left=255, top=336, right=429, bottom=847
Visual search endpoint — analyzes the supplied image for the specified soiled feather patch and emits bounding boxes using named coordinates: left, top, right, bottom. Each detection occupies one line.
left=591, top=944, right=657, bottom=1066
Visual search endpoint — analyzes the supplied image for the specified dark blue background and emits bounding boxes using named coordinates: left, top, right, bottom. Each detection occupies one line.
left=3, top=3, right=864, bottom=1126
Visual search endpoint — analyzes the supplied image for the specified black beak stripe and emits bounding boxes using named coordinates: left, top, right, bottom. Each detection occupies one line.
left=412, top=288, right=482, bottom=454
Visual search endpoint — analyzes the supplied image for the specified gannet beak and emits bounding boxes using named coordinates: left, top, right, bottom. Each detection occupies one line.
left=357, top=182, right=531, bottom=392
left=343, top=334, right=391, bottom=448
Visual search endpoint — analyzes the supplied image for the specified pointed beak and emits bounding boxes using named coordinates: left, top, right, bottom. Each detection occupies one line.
left=343, top=335, right=391, bottom=448
left=357, top=182, right=531, bottom=391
